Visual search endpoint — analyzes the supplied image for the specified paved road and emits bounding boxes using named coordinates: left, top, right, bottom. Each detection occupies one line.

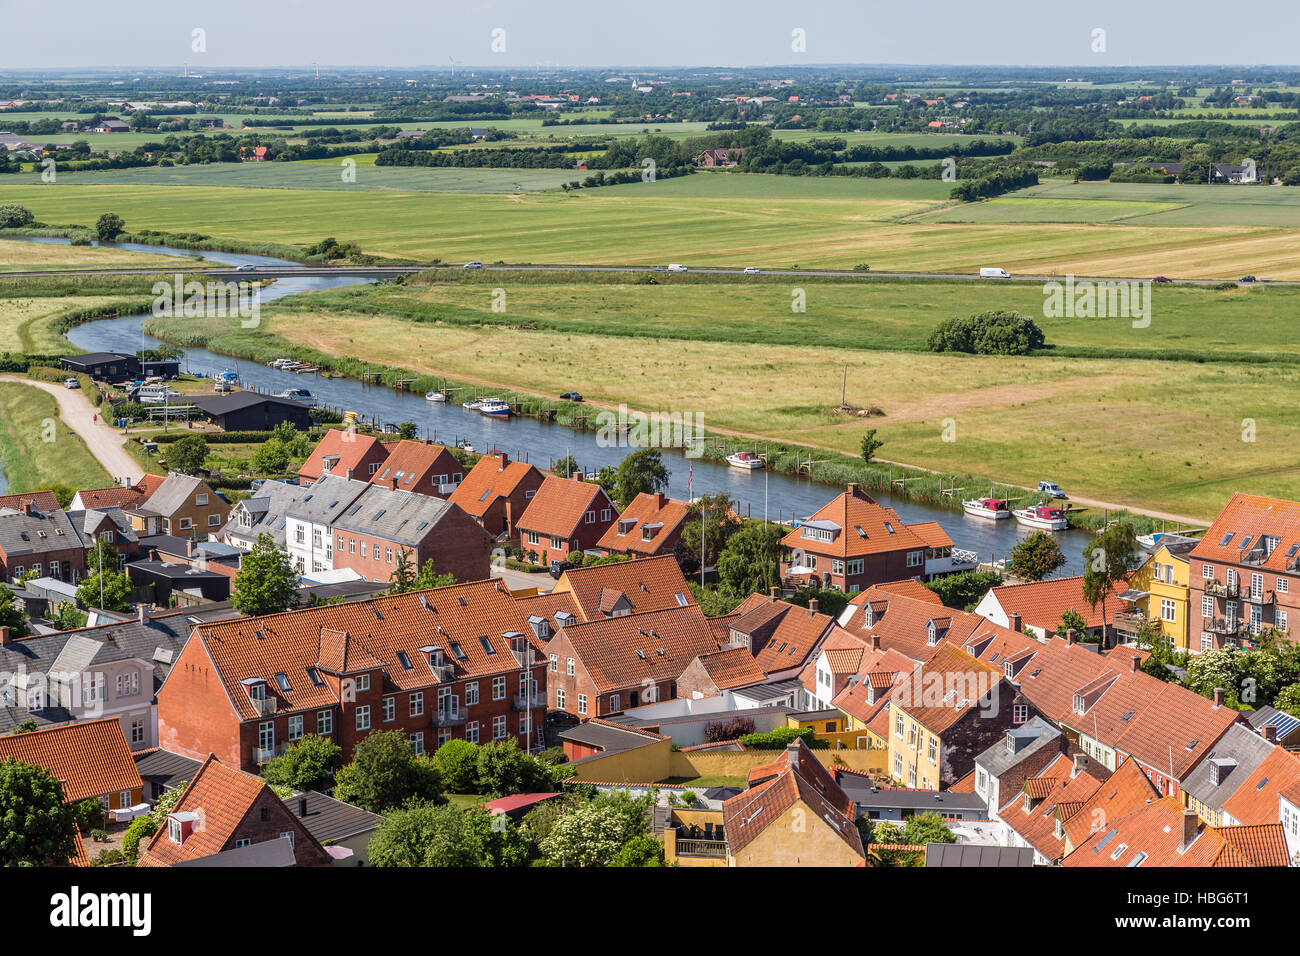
left=490, top=564, right=552, bottom=595
left=0, top=375, right=143, bottom=485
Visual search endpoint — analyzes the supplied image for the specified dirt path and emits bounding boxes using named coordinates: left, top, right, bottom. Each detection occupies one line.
left=0, top=375, right=143, bottom=485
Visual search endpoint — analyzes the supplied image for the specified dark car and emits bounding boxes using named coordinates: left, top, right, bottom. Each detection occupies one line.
left=1240, top=275, right=1257, bottom=283
left=559, top=391, right=583, bottom=402
left=549, top=559, right=573, bottom=579
left=1151, top=275, right=1172, bottom=283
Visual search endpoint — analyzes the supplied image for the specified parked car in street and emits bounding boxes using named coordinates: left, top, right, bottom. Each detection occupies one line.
left=1037, top=480, right=1068, bottom=499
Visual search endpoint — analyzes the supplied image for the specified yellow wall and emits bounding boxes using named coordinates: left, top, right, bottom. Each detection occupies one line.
left=1131, top=546, right=1191, bottom=651
left=729, top=800, right=864, bottom=867
left=566, top=737, right=673, bottom=783
left=887, top=708, right=943, bottom=791
left=788, top=713, right=846, bottom=733
left=669, top=748, right=887, bottom=780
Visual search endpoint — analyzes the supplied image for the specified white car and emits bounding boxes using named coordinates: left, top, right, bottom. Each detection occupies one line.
left=743, top=266, right=761, bottom=275
left=64, top=378, right=79, bottom=389
left=235, top=264, right=256, bottom=272
left=463, top=261, right=484, bottom=270
left=667, top=263, right=688, bottom=273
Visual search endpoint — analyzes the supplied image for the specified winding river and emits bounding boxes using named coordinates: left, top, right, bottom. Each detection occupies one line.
left=22, top=237, right=1092, bottom=574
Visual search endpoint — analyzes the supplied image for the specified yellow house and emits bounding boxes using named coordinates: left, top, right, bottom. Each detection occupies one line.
left=1117, top=541, right=1193, bottom=652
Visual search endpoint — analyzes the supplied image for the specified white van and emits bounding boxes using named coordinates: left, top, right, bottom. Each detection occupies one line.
left=979, top=267, right=1011, bottom=279
left=667, top=263, right=688, bottom=273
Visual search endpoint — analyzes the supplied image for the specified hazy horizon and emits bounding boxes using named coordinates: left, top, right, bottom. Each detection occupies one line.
left=1, top=0, right=1293, bottom=71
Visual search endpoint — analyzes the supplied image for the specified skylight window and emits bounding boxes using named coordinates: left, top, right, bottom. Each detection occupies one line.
left=884, top=522, right=895, bottom=534
left=306, top=666, right=324, bottom=687
left=275, top=673, right=292, bottom=692
left=397, top=651, right=413, bottom=670
left=450, top=642, right=468, bottom=661
left=479, top=636, right=496, bottom=655
left=372, top=510, right=386, bottom=521
left=1240, top=536, right=1254, bottom=549
left=1220, top=532, right=1234, bottom=546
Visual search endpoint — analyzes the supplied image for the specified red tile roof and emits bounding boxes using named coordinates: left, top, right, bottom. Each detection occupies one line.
left=1221, top=745, right=1300, bottom=824
left=782, top=486, right=946, bottom=558
left=0, top=490, right=60, bottom=511
left=553, top=553, right=695, bottom=622
left=596, top=492, right=689, bottom=556
left=192, top=579, right=537, bottom=722
left=448, top=453, right=542, bottom=518
left=556, top=604, right=720, bottom=693
left=1062, top=757, right=1159, bottom=849
left=0, top=719, right=141, bottom=803
left=723, top=740, right=863, bottom=860
left=729, top=593, right=836, bottom=675
left=890, top=643, right=1002, bottom=735
left=987, top=576, right=1113, bottom=631
left=1190, top=492, right=1300, bottom=573
left=862, top=580, right=943, bottom=605
left=1112, top=682, right=1241, bottom=781
left=691, top=645, right=768, bottom=690
left=517, top=475, right=615, bottom=539
left=369, top=440, right=462, bottom=495
left=297, top=429, right=388, bottom=484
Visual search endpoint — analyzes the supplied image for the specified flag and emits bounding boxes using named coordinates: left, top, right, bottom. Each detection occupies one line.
left=687, top=464, right=693, bottom=498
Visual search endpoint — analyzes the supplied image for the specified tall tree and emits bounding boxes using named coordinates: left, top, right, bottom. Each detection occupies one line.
left=231, top=533, right=298, bottom=616
left=613, top=448, right=669, bottom=508
left=1082, top=523, right=1140, bottom=649
left=679, top=493, right=743, bottom=570
left=332, top=730, right=443, bottom=813
left=166, top=434, right=209, bottom=475
left=1007, top=531, right=1065, bottom=582
left=76, top=539, right=132, bottom=612
left=0, top=759, right=77, bottom=867
left=717, top=520, right=785, bottom=595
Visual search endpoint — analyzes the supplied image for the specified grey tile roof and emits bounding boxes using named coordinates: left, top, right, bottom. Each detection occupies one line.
left=141, top=474, right=205, bottom=518
left=975, top=717, right=1061, bottom=778
left=330, top=484, right=457, bottom=547
left=282, top=474, right=371, bottom=526
left=0, top=507, right=84, bottom=557
left=221, top=480, right=307, bottom=548
left=559, top=722, right=658, bottom=755
left=926, top=844, right=1035, bottom=867
left=69, top=508, right=139, bottom=545
left=1180, top=721, right=1277, bottom=811
left=133, top=748, right=202, bottom=792
left=289, top=790, right=383, bottom=844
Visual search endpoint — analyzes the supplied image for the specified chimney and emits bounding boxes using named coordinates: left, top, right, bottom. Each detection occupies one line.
left=1065, top=627, right=1078, bottom=646
left=1264, top=724, right=1278, bottom=743
left=1180, top=810, right=1199, bottom=851
left=1130, top=655, right=1140, bottom=673
left=497, top=452, right=509, bottom=471
left=186, top=538, right=195, bottom=557
left=391, top=477, right=399, bottom=490
left=1073, top=753, right=1088, bottom=777
left=808, top=598, right=819, bottom=617
left=1213, top=687, right=1225, bottom=709
left=0, top=626, right=11, bottom=647
left=149, top=549, right=158, bottom=562
left=786, top=741, right=801, bottom=772
left=769, top=586, right=779, bottom=600
left=846, top=482, right=858, bottom=497
left=1009, top=611, right=1022, bottom=633
left=138, top=604, right=149, bottom=626
left=346, top=467, right=354, bottom=480
left=298, top=796, right=308, bottom=818
left=870, top=633, right=881, bottom=651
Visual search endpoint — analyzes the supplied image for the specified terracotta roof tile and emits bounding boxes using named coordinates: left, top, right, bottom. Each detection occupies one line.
left=890, top=644, right=1002, bottom=735
left=0, top=718, right=141, bottom=803
left=0, top=490, right=62, bottom=511
left=553, top=553, right=695, bottom=622
left=298, top=429, right=388, bottom=484
left=448, top=454, right=542, bottom=518
left=988, top=575, right=1113, bottom=631
left=1190, top=493, right=1300, bottom=573
left=782, top=487, right=941, bottom=559
left=596, top=493, right=690, bottom=556
left=692, top=646, right=768, bottom=690
left=516, top=475, right=615, bottom=540
left=1221, top=746, right=1300, bottom=824
left=71, top=486, right=146, bottom=511
left=557, top=604, right=720, bottom=693
left=369, top=440, right=462, bottom=496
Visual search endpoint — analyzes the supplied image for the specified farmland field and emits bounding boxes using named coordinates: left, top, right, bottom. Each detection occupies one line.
left=0, top=237, right=184, bottom=270
left=0, top=380, right=109, bottom=494
left=0, top=294, right=151, bottom=353
left=144, top=301, right=1300, bottom=520
left=10, top=172, right=1300, bottom=276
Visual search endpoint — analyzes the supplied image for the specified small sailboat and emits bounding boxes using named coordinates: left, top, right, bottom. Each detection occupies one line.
left=478, top=397, right=511, bottom=418
left=1013, top=503, right=1069, bottom=531
left=962, top=496, right=1011, bottom=520
left=726, top=451, right=764, bottom=470
left=426, top=389, right=446, bottom=403
left=463, top=398, right=484, bottom=411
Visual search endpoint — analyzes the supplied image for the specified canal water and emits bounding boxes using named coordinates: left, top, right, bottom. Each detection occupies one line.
left=23, top=237, right=1091, bottom=573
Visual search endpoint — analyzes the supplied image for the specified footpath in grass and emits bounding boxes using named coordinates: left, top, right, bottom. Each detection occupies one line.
left=0, top=380, right=109, bottom=494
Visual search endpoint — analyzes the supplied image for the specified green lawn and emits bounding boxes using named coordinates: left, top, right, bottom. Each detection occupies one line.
left=0, top=381, right=109, bottom=494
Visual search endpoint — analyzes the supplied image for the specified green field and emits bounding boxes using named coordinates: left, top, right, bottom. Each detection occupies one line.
left=0, top=380, right=110, bottom=494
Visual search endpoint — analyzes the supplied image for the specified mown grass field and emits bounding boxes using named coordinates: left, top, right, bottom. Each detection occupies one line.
left=0, top=295, right=149, bottom=353
left=9, top=173, right=1300, bottom=276
left=0, top=237, right=182, bottom=270
left=144, top=301, right=1300, bottom=521
left=0, top=381, right=109, bottom=494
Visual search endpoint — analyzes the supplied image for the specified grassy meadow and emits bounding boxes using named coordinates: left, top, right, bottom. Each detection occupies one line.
left=0, top=381, right=110, bottom=493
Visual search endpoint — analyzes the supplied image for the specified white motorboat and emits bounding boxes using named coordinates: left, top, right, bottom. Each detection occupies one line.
left=1012, top=503, right=1069, bottom=531
left=962, top=497, right=1011, bottom=520
left=426, top=390, right=446, bottom=403
left=726, top=451, right=764, bottom=470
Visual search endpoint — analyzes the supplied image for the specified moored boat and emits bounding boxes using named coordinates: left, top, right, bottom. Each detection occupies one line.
left=463, top=398, right=484, bottom=411
left=426, top=390, right=446, bottom=403
left=726, top=451, right=764, bottom=470
left=478, top=397, right=511, bottom=418
left=1013, top=503, right=1069, bottom=531
left=962, top=497, right=1011, bottom=520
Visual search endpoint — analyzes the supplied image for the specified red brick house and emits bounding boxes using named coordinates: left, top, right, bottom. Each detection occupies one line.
left=157, top=580, right=548, bottom=771
left=781, top=483, right=955, bottom=592
left=448, top=452, right=544, bottom=541
left=0, top=503, right=87, bottom=583
left=298, top=429, right=390, bottom=485
left=725, top=592, right=838, bottom=678
left=596, top=492, right=690, bottom=558
left=549, top=553, right=697, bottom=622
left=516, top=475, right=618, bottom=567
left=370, top=440, right=464, bottom=498
left=327, top=484, right=492, bottom=584
left=136, top=755, right=332, bottom=867
left=1188, top=493, right=1300, bottom=651
left=545, top=604, right=720, bottom=717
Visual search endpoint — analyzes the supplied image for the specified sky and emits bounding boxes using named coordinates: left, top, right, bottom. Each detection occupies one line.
left=0, top=0, right=1295, bottom=70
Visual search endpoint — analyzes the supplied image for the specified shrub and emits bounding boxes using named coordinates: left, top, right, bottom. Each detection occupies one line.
left=704, top=716, right=756, bottom=742
left=739, top=727, right=827, bottom=750
left=73, top=797, right=106, bottom=833
left=928, top=310, right=1045, bottom=356
left=122, top=815, right=158, bottom=859
left=90, top=828, right=108, bottom=843
left=433, top=739, right=481, bottom=793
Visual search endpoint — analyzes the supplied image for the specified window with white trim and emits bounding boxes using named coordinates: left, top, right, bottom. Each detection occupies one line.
left=356, top=705, right=371, bottom=731
left=577, top=694, right=588, bottom=715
